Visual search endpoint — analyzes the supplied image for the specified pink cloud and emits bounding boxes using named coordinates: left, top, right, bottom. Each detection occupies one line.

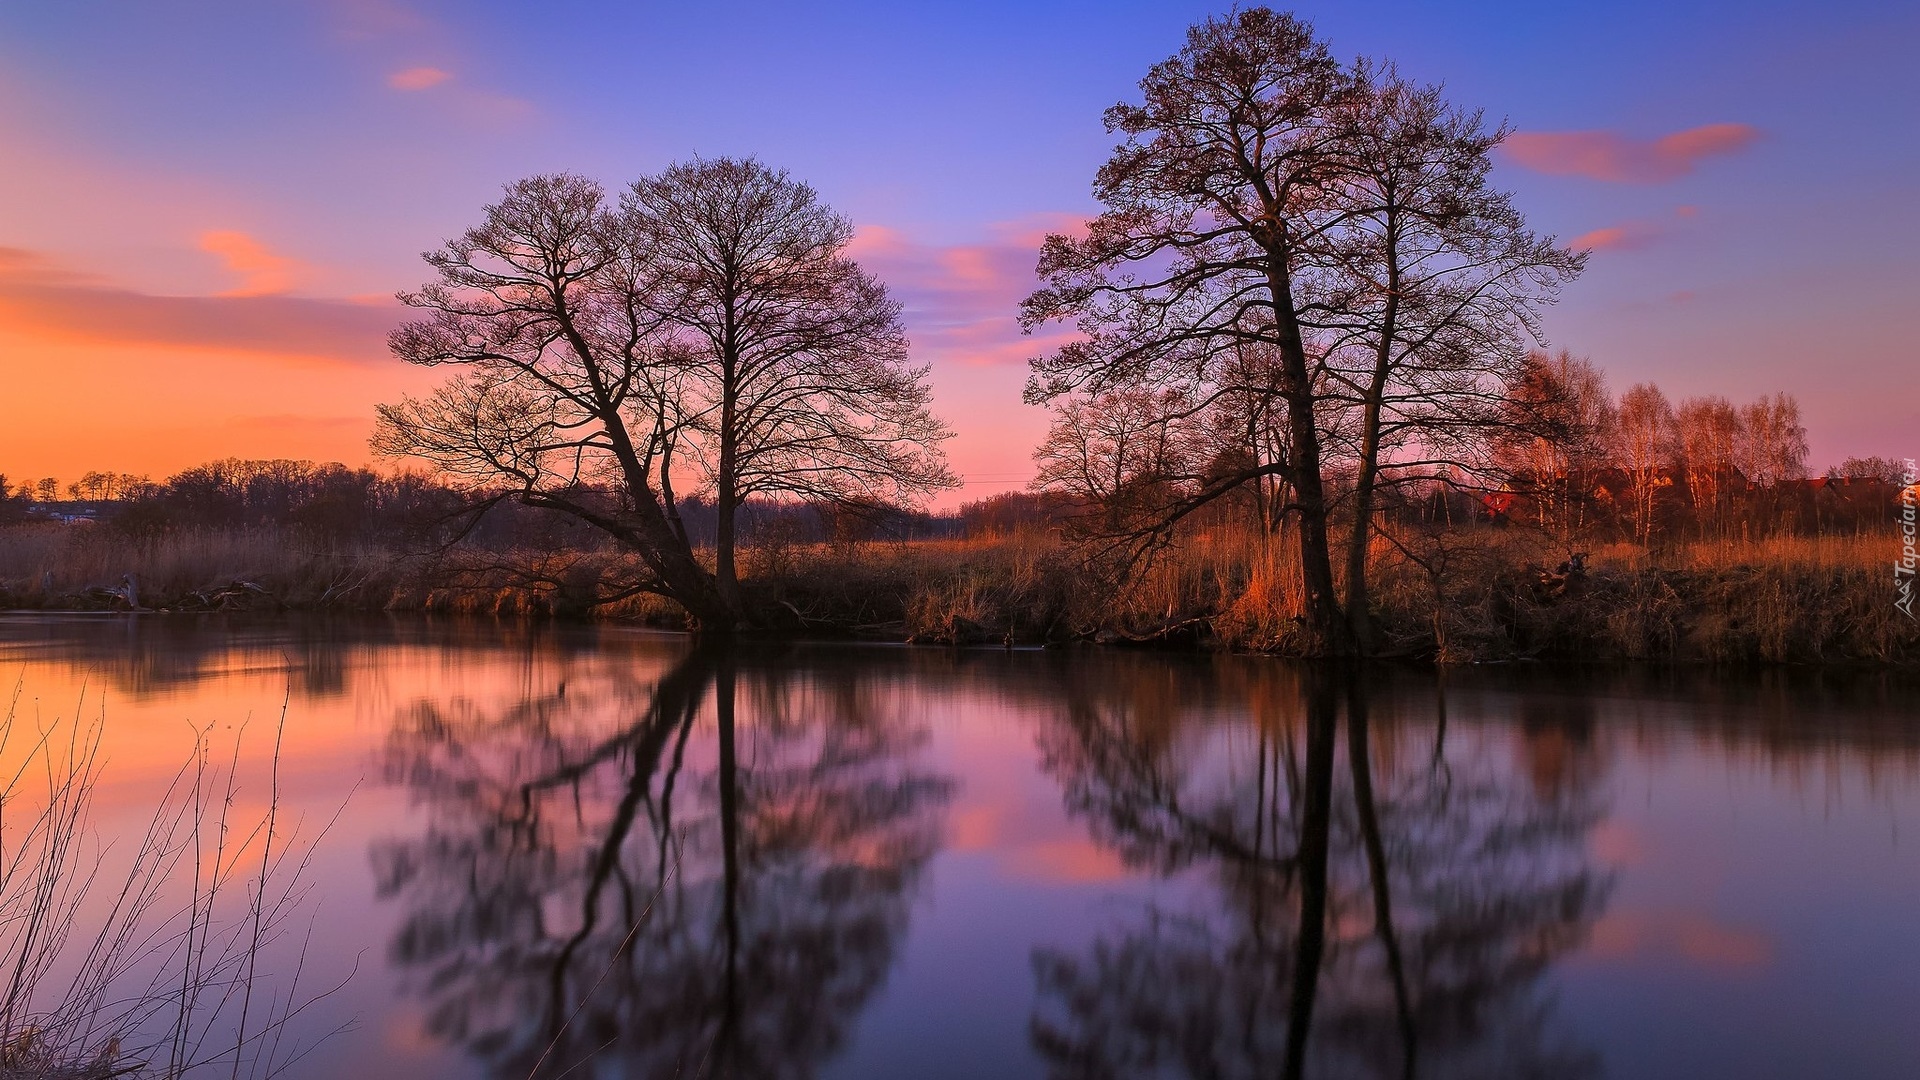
left=1570, top=222, right=1661, bottom=252
left=850, top=214, right=1085, bottom=368
left=0, top=246, right=402, bottom=363
left=1568, top=204, right=1703, bottom=254
left=387, top=66, right=451, bottom=91
left=1503, top=123, right=1761, bottom=182
left=198, top=229, right=301, bottom=296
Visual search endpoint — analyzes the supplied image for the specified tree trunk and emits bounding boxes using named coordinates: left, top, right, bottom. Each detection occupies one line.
left=1345, top=389, right=1386, bottom=651
left=1346, top=221, right=1401, bottom=653
left=714, top=318, right=745, bottom=629
left=1262, top=239, right=1348, bottom=657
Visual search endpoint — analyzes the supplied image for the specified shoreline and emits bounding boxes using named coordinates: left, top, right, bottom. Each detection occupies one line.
left=2, top=601, right=1912, bottom=671
left=4, top=526, right=1913, bottom=669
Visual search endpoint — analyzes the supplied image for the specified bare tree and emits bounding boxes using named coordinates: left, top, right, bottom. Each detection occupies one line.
left=0, top=477, right=25, bottom=526
left=376, top=168, right=954, bottom=632
left=622, top=159, right=955, bottom=610
left=1030, top=386, right=1199, bottom=528
left=1021, top=10, right=1578, bottom=654
left=1021, top=9, right=1360, bottom=655
left=66, top=471, right=150, bottom=503
left=1733, top=391, right=1809, bottom=535
left=1492, top=350, right=1614, bottom=544
left=1676, top=394, right=1741, bottom=534
left=1735, top=392, right=1808, bottom=490
left=375, top=174, right=729, bottom=625
left=1832, top=456, right=1909, bottom=484
left=1613, top=383, right=1678, bottom=544
left=1319, top=62, right=1581, bottom=644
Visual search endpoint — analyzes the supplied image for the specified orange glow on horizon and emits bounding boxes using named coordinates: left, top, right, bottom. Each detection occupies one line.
left=0, top=314, right=433, bottom=484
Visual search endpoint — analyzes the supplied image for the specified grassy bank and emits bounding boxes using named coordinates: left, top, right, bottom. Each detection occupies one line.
left=753, top=528, right=1916, bottom=666
left=2, top=523, right=1913, bottom=666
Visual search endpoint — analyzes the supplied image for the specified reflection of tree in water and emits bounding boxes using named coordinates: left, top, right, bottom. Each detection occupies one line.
left=372, top=648, right=953, bottom=1079
left=1030, top=663, right=1610, bottom=1080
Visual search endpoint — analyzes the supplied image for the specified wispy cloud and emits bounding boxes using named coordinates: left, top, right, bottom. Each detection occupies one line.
left=1504, top=123, right=1761, bottom=183
left=1568, top=205, right=1703, bottom=254
left=1570, top=222, right=1661, bottom=252
left=0, top=245, right=401, bottom=363
left=386, top=66, right=451, bottom=91
left=197, top=230, right=302, bottom=296
left=849, top=215, right=1083, bottom=368
left=329, top=0, right=433, bottom=41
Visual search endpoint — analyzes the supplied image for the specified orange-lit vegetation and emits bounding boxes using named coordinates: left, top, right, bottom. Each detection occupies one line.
left=2, top=487, right=1910, bottom=666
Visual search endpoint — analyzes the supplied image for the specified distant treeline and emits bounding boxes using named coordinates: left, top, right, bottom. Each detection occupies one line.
left=1, top=415, right=1909, bottom=557
left=0, top=459, right=1078, bottom=547
left=1023, top=348, right=1913, bottom=557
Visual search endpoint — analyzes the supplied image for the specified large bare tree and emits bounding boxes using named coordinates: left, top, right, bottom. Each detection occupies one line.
left=375, top=167, right=953, bottom=633
left=1318, top=62, right=1581, bottom=644
left=1022, top=9, right=1356, bottom=654
left=1022, top=9, right=1578, bottom=654
left=622, top=159, right=955, bottom=610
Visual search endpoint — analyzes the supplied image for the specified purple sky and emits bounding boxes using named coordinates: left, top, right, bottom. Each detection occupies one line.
left=1, top=0, right=1913, bottom=496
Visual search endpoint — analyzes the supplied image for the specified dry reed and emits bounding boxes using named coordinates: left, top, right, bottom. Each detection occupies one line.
left=3, top=520, right=1912, bottom=665
left=0, top=681, right=337, bottom=1078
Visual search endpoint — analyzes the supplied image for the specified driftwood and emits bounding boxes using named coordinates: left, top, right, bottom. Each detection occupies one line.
left=174, top=580, right=276, bottom=612
left=1094, top=615, right=1213, bottom=648
left=80, top=574, right=145, bottom=611
left=1529, top=551, right=1590, bottom=601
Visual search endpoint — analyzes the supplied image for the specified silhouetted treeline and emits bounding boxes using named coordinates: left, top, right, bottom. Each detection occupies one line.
left=2, top=460, right=1095, bottom=549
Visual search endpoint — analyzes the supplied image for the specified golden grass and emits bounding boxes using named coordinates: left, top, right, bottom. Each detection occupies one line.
left=0, top=524, right=408, bottom=608
left=2, top=520, right=1912, bottom=666
left=1599, top=532, right=1896, bottom=573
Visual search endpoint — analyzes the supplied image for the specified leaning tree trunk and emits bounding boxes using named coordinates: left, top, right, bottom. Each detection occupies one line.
left=1262, top=233, right=1349, bottom=658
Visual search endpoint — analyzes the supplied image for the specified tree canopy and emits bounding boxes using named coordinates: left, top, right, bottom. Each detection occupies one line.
left=375, top=162, right=954, bottom=632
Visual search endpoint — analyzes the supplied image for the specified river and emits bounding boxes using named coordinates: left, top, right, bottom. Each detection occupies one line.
left=1, top=614, right=1915, bottom=1079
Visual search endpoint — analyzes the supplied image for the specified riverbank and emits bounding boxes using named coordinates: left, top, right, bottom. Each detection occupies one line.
left=1, top=524, right=1913, bottom=666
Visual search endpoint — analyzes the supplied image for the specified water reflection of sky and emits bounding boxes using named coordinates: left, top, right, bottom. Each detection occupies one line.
left=2, top=615, right=1916, bottom=1079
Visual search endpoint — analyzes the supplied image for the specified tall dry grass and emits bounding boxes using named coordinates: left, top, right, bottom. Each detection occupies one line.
left=752, top=524, right=1916, bottom=665
left=3, top=519, right=1911, bottom=665
left=0, top=525, right=407, bottom=611
left=1367, top=528, right=1918, bottom=665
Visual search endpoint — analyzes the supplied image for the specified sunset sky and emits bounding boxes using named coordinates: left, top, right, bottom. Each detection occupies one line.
left=2, top=0, right=1914, bottom=502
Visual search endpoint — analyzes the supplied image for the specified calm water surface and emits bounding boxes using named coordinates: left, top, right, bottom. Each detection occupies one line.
left=3, top=614, right=1917, bottom=1079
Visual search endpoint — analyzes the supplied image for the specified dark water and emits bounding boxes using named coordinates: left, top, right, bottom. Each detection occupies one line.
left=3, top=614, right=1917, bottom=1079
